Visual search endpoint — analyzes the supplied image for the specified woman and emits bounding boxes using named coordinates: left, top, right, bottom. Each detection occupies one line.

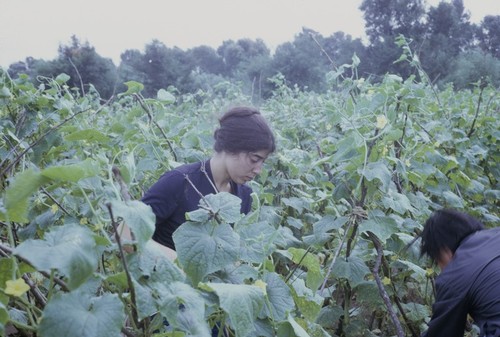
left=139, top=106, right=275, bottom=260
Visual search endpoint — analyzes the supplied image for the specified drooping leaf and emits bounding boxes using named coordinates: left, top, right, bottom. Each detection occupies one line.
left=174, top=222, right=240, bottom=285
left=289, top=278, right=323, bottom=322
left=4, top=169, right=48, bottom=222
left=359, top=215, right=399, bottom=244
left=110, top=200, right=155, bottom=250
left=157, top=89, right=176, bottom=104
left=41, top=158, right=99, bottom=182
left=156, top=281, right=210, bottom=337
left=200, top=282, right=265, bottom=337
left=38, top=292, right=125, bottom=337
left=189, top=192, right=243, bottom=224
left=14, top=225, right=97, bottom=290
left=237, top=221, right=277, bottom=264
left=381, top=190, right=415, bottom=214
left=360, top=161, right=392, bottom=192
left=259, top=272, right=295, bottom=321
left=65, top=129, right=110, bottom=143
left=288, top=247, right=323, bottom=291
left=119, top=80, right=144, bottom=96
left=332, top=256, right=370, bottom=287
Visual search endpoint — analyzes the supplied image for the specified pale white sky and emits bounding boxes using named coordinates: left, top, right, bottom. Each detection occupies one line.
left=0, top=0, right=499, bottom=68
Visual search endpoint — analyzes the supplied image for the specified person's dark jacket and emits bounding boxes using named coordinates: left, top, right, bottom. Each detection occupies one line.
left=422, top=227, right=500, bottom=337
left=141, top=160, right=252, bottom=250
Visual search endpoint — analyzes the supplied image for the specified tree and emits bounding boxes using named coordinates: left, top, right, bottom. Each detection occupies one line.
left=420, top=0, right=475, bottom=83
left=360, top=0, right=427, bottom=77
left=8, top=36, right=118, bottom=99
left=118, top=40, right=194, bottom=97
left=272, top=28, right=331, bottom=92
left=476, top=15, right=500, bottom=58
left=187, top=45, right=225, bottom=75
left=217, top=38, right=270, bottom=76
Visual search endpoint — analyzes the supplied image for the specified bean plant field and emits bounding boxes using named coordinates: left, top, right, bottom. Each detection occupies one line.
left=0, top=58, right=499, bottom=337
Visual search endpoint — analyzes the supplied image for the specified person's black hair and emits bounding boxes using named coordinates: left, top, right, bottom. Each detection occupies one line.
left=213, top=106, right=276, bottom=154
left=420, top=209, right=484, bottom=262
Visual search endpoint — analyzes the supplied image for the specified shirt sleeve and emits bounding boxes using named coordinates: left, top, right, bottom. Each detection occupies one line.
left=421, top=282, right=468, bottom=337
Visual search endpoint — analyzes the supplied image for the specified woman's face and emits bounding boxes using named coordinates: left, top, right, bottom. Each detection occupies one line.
left=226, top=149, right=270, bottom=184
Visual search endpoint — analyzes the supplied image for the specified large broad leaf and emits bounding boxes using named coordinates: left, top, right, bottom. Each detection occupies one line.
left=3, top=169, right=48, bottom=222
left=38, top=292, right=124, bottom=337
left=332, top=256, right=370, bottom=287
left=13, top=225, right=97, bottom=290
left=187, top=192, right=243, bottom=224
left=200, top=282, right=265, bottom=337
left=156, top=281, right=210, bottom=337
left=359, top=214, right=399, bottom=244
left=381, top=190, right=415, bottom=215
left=41, top=158, right=99, bottom=182
left=311, top=215, right=348, bottom=244
left=64, top=129, right=110, bottom=143
left=360, top=161, right=392, bottom=192
left=288, top=247, right=323, bottom=291
left=259, top=272, right=295, bottom=321
left=237, top=221, right=277, bottom=264
left=289, top=278, right=323, bottom=322
left=127, top=240, right=185, bottom=283
left=174, top=222, right=240, bottom=285
left=111, top=200, right=155, bottom=250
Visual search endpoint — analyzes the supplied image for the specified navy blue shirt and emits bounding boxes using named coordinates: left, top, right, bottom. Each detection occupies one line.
left=141, top=160, right=252, bottom=250
left=422, top=227, right=500, bottom=337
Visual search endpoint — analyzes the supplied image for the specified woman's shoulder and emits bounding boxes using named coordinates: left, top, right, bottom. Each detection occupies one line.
left=162, top=161, right=204, bottom=177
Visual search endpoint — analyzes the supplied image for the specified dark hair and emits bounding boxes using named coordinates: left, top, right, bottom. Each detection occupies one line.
left=420, top=209, right=484, bottom=262
left=213, top=106, right=276, bottom=154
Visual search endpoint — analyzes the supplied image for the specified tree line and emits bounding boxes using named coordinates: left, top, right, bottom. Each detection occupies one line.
left=6, top=0, right=500, bottom=99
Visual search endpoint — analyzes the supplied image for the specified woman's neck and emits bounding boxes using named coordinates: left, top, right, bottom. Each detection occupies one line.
left=209, top=154, right=232, bottom=192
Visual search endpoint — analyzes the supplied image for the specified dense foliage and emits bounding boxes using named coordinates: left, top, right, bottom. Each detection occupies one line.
left=6, top=0, right=500, bottom=99
left=1, top=46, right=499, bottom=337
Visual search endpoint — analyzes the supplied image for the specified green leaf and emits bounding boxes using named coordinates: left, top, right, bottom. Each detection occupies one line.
left=237, top=221, right=277, bottom=264
left=259, top=272, right=295, bottom=321
left=41, top=159, right=99, bottom=182
left=14, top=225, right=97, bottom=290
left=200, top=282, right=265, bottom=337
left=442, top=190, right=464, bottom=208
left=289, top=278, right=323, bottom=322
left=65, top=129, right=110, bottom=143
left=127, top=240, right=185, bottom=283
left=360, top=161, right=392, bottom=192
left=0, top=258, right=14, bottom=304
left=55, top=73, right=70, bottom=84
left=111, top=200, right=155, bottom=250
left=174, top=222, right=240, bottom=285
left=332, top=256, right=370, bottom=286
left=38, top=292, right=125, bottom=337
left=119, top=80, right=144, bottom=96
left=157, top=89, right=176, bottom=103
left=310, top=215, right=348, bottom=244
left=381, top=190, right=415, bottom=215
left=4, top=169, right=48, bottom=222
left=189, top=192, right=243, bottom=224
left=360, top=214, right=399, bottom=244
left=156, top=281, right=210, bottom=336
left=0, top=302, right=7, bottom=335
left=288, top=247, right=323, bottom=291
left=286, top=314, right=310, bottom=337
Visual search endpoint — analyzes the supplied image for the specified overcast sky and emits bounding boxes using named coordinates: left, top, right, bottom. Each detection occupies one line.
left=1, top=0, right=499, bottom=68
